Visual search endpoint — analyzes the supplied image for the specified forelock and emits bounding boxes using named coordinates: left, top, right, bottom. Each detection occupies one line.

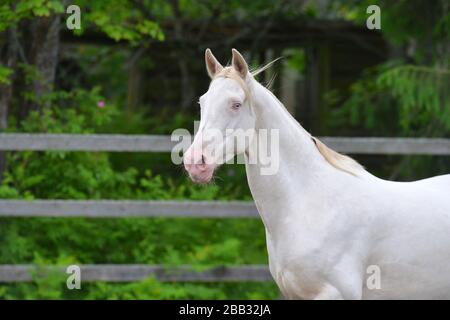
left=213, top=67, right=250, bottom=98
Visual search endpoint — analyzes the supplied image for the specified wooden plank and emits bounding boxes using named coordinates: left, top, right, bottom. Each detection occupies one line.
left=0, top=200, right=259, bottom=218
left=0, top=264, right=272, bottom=282
left=0, top=133, right=448, bottom=155
left=0, top=133, right=184, bottom=152
left=321, top=137, right=450, bottom=155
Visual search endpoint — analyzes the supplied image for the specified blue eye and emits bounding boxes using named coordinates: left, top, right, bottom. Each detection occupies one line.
left=231, top=102, right=242, bottom=110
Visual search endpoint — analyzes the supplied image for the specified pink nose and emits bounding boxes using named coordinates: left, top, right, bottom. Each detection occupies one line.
left=183, top=147, right=204, bottom=169
left=183, top=148, right=213, bottom=183
left=184, top=161, right=207, bottom=174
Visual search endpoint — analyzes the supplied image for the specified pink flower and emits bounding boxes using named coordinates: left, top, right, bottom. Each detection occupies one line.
left=97, top=100, right=105, bottom=108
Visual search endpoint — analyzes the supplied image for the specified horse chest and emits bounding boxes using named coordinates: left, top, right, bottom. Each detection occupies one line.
left=266, top=235, right=331, bottom=299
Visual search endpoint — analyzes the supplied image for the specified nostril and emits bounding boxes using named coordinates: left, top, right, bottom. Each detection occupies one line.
left=183, top=150, right=209, bottom=173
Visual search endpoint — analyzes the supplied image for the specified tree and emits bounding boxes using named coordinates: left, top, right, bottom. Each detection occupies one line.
left=0, top=0, right=164, bottom=178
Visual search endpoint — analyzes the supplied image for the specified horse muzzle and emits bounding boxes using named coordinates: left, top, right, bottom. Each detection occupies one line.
left=183, top=148, right=215, bottom=184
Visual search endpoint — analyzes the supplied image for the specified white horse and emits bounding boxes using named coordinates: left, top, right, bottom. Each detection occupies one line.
left=183, top=48, right=450, bottom=299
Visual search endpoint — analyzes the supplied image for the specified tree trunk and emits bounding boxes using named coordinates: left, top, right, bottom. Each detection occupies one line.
left=0, top=14, right=62, bottom=179
left=20, top=14, right=61, bottom=120
left=0, top=28, right=18, bottom=182
left=169, top=0, right=195, bottom=109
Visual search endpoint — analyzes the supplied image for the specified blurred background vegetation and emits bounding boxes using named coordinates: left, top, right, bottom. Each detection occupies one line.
left=0, top=0, right=449, bottom=299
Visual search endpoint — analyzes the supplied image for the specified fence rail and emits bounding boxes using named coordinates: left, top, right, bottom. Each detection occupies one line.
left=0, top=133, right=449, bottom=155
left=0, top=200, right=258, bottom=218
left=0, top=265, right=271, bottom=282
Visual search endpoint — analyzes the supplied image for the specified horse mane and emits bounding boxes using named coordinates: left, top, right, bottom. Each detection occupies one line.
left=214, top=67, right=250, bottom=96
left=311, top=137, right=364, bottom=176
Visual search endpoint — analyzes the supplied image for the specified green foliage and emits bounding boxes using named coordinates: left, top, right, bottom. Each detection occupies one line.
left=0, top=0, right=64, bottom=32
left=16, top=0, right=64, bottom=17
left=333, top=63, right=450, bottom=137
left=335, top=0, right=450, bottom=65
left=0, top=65, right=12, bottom=85
left=0, top=276, right=279, bottom=300
left=328, top=61, right=450, bottom=181
left=0, top=87, right=270, bottom=299
left=0, top=0, right=164, bottom=44
left=377, top=65, right=450, bottom=131
left=73, top=0, right=164, bottom=42
left=285, top=48, right=306, bottom=74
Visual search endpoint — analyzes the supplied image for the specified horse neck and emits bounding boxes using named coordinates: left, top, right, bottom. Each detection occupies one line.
left=245, top=80, right=333, bottom=226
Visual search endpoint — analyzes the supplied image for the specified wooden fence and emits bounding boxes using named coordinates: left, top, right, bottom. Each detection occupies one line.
left=0, top=200, right=258, bottom=217
left=0, top=265, right=272, bottom=282
left=0, top=133, right=448, bottom=283
left=0, top=133, right=449, bottom=154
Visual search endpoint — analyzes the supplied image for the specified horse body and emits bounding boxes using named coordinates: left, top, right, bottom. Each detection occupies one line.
left=362, top=175, right=450, bottom=299
left=184, top=49, right=450, bottom=299
left=256, top=173, right=450, bottom=299
left=246, top=80, right=450, bottom=299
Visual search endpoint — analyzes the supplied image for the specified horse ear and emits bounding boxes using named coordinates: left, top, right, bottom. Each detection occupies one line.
left=231, top=48, right=249, bottom=79
left=205, top=48, right=223, bottom=79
